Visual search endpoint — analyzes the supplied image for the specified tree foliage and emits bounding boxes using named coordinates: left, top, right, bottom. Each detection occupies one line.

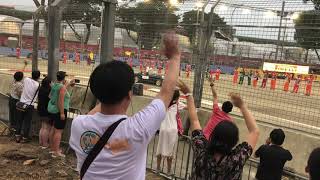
left=181, top=10, right=233, bottom=45
left=0, top=7, right=33, bottom=21
left=118, top=1, right=179, bottom=50
left=63, top=0, right=102, bottom=44
left=294, top=10, right=320, bottom=62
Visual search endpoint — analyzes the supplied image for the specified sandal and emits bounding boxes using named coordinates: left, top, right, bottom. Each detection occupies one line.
left=51, top=152, right=66, bottom=158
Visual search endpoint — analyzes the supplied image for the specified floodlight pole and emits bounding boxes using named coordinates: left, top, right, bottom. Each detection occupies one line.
left=47, top=0, right=70, bottom=80
left=99, top=0, right=117, bottom=64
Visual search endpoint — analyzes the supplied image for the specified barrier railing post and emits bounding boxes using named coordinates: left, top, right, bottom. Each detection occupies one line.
left=184, top=137, right=192, bottom=180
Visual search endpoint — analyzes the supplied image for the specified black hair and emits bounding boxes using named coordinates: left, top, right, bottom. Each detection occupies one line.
left=208, top=121, right=239, bottom=155
left=222, top=101, right=233, bottom=113
left=308, top=148, right=320, bottom=180
left=169, top=90, right=180, bottom=107
left=32, top=70, right=40, bottom=80
left=270, top=129, right=285, bottom=145
left=13, top=71, right=24, bottom=82
left=89, top=61, right=134, bottom=105
left=195, top=121, right=239, bottom=177
left=41, top=77, right=51, bottom=88
left=57, top=71, right=67, bottom=81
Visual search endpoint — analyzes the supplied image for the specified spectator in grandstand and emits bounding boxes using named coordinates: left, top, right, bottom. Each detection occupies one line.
left=15, top=70, right=40, bottom=143
left=203, top=77, right=233, bottom=139
left=239, top=68, right=245, bottom=85
left=156, top=90, right=182, bottom=175
left=69, top=31, right=181, bottom=180
left=255, top=129, right=292, bottom=180
left=48, top=71, right=75, bottom=158
left=176, top=80, right=259, bottom=180
left=8, top=71, right=24, bottom=131
left=37, top=77, right=52, bottom=149
left=306, top=147, right=320, bottom=180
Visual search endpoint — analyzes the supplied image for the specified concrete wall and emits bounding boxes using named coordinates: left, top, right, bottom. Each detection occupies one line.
left=0, top=72, right=319, bottom=175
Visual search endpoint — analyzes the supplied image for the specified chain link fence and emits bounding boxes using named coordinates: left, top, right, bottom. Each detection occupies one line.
left=0, top=0, right=319, bottom=135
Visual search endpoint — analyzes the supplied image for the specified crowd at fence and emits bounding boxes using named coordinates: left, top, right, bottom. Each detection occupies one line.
left=1, top=32, right=320, bottom=180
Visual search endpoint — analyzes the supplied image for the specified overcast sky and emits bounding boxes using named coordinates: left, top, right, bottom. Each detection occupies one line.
left=0, top=0, right=315, bottom=41
left=0, top=0, right=35, bottom=6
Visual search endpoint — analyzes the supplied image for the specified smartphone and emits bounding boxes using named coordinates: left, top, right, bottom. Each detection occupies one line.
left=75, top=79, right=80, bottom=83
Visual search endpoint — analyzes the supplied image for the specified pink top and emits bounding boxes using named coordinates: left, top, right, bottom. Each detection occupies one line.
left=203, top=102, right=232, bottom=139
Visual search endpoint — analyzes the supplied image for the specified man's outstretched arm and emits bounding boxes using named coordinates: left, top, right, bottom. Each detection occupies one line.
left=157, top=31, right=181, bottom=109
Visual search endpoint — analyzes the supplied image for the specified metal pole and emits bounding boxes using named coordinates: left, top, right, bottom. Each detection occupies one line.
left=227, top=7, right=238, bottom=56
left=280, top=18, right=287, bottom=61
left=275, top=0, right=285, bottom=61
left=32, top=16, right=40, bottom=71
left=19, top=23, right=23, bottom=49
left=47, top=0, right=71, bottom=80
left=47, top=5, right=62, bottom=80
left=100, top=0, right=116, bottom=64
left=193, top=0, right=221, bottom=108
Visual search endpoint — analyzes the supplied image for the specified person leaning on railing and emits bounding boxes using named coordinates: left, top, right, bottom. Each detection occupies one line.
left=176, top=80, right=259, bottom=180
left=8, top=71, right=24, bottom=132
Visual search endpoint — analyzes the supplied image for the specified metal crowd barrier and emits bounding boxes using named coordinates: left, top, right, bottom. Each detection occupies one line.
left=146, top=134, right=309, bottom=180
left=0, top=91, right=82, bottom=141
left=0, top=93, right=310, bottom=180
left=0, top=92, right=10, bottom=135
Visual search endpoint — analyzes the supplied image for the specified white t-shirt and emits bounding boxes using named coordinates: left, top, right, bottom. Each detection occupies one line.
left=20, top=77, right=40, bottom=105
left=69, top=99, right=166, bottom=180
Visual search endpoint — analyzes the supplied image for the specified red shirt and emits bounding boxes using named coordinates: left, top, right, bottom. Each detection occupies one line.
left=203, top=102, right=232, bottom=139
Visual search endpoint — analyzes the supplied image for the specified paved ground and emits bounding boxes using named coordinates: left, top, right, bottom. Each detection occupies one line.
left=1, top=57, right=320, bottom=134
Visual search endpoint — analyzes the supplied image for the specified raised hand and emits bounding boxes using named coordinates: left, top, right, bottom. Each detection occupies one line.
left=163, top=31, right=180, bottom=59
left=229, top=92, right=244, bottom=108
left=177, top=79, right=191, bottom=95
left=208, top=76, right=215, bottom=85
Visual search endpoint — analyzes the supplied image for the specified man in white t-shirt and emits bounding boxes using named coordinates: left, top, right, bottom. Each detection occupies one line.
left=16, top=70, right=40, bottom=143
left=69, top=32, right=181, bottom=180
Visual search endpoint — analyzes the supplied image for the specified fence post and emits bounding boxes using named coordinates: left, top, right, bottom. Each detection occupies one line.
left=192, top=0, right=221, bottom=107
left=47, top=0, right=70, bottom=80
left=32, top=16, right=39, bottom=71
left=99, top=0, right=116, bottom=64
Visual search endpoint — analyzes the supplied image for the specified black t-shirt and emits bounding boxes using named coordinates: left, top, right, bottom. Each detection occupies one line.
left=37, top=86, right=51, bottom=116
left=255, top=144, right=292, bottom=180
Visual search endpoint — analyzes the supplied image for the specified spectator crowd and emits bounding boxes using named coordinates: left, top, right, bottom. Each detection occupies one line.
left=6, top=31, right=320, bottom=180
